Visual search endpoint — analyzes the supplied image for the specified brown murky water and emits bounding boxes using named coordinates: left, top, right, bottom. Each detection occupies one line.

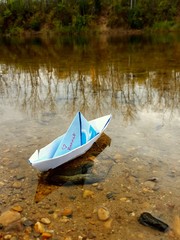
left=0, top=33, right=180, bottom=239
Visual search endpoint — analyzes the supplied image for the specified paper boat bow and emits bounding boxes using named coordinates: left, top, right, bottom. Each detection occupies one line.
left=29, top=112, right=111, bottom=171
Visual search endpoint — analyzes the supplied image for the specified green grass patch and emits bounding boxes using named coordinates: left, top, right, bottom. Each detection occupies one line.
left=152, top=21, right=176, bottom=31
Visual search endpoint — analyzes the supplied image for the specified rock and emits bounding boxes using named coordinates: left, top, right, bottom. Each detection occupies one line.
left=0, top=210, right=21, bottom=227
left=40, top=217, right=51, bottom=225
left=104, top=218, right=113, bottom=229
left=3, top=235, right=12, bottom=239
left=61, top=208, right=73, bottom=217
left=97, top=207, right=110, bottom=221
left=86, top=231, right=96, bottom=239
left=120, top=197, right=128, bottom=202
left=12, top=181, right=22, bottom=189
left=4, top=221, right=23, bottom=232
left=59, top=217, right=69, bottom=223
left=114, top=153, right=122, bottom=163
left=83, top=189, right=94, bottom=198
left=106, top=192, right=117, bottom=200
left=85, top=213, right=92, bottom=219
left=138, top=212, right=169, bottom=232
left=41, top=232, right=52, bottom=239
left=172, top=215, right=180, bottom=236
left=64, top=237, right=72, bottom=240
left=92, top=183, right=98, bottom=187
left=16, top=174, right=25, bottom=180
left=34, top=221, right=45, bottom=233
left=22, top=219, right=34, bottom=227
left=11, top=205, right=23, bottom=212
left=147, top=177, right=159, bottom=182
left=0, top=181, right=5, bottom=187
left=9, top=236, right=18, bottom=240
left=144, top=181, right=156, bottom=189
left=96, top=184, right=104, bottom=191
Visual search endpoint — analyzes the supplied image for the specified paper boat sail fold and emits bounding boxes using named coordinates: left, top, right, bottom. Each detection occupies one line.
left=29, top=112, right=111, bottom=171
left=52, top=112, right=98, bottom=158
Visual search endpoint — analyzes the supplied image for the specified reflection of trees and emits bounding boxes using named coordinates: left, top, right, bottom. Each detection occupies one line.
left=0, top=63, right=179, bottom=123
left=0, top=35, right=179, bottom=122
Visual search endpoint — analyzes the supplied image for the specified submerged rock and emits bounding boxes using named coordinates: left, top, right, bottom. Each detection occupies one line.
left=138, top=212, right=169, bottom=232
left=97, top=207, right=110, bottom=221
left=0, top=210, right=21, bottom=227
left=43, top=134, right=113, bottom=185
left=172, top=215, right=180, bottom=236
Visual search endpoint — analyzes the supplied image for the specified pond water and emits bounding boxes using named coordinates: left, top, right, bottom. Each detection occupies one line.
left=0, top=33, right=180, bottom=239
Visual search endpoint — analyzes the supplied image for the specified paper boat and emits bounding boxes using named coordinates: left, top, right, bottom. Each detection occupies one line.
left=29, top=112, right=112, bottom=171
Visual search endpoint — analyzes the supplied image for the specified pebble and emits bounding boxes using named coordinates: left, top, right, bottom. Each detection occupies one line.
left=11, top=205, right=23, bottom=212
left=96, top=184, right=104, bottom=191
left=4, top=235, right=13, bottom=239
left=144, top=180, right=156, bottom=189
left=40, top=217, right=51, bottom=225
left=114, top=153, right=122, bottom=163
left=16, top=174, right=25, bottom=180
left=22, top=219, right=34, bottom=227
left=97, top=207, right=110, bottom=221
left=34, top=221, right=45, bottom=233
left=59, top=217, right=70, bottom=223
left=61, top=208, right=73, bottom=217
left=0, top=181, right=5, bottom=187
left=104, top=218, right=113, bottom=229
left=64, top=237, right=72, bottom=240
left=0, top=210, right=21, bottom=227
left=92, top=183, right=98, bottom=187
left=120, top=197, right=128, bottom=202
left=83, top=189, right=94, bottom=198
left=172, top=215, right=180, bottom=236
left=12, top=181, right=22, bottom=189
left=41, top=232, right=52, bottom=239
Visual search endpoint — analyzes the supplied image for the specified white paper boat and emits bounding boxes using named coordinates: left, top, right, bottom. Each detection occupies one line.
left=29, top=112, right=112, bottom=171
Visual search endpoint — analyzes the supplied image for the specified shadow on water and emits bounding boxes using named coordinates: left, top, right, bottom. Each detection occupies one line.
left=35, top=133, right=112, bottom=202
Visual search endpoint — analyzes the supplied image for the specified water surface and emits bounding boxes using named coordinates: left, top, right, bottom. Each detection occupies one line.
left=0, top=33, right=180, bottom=239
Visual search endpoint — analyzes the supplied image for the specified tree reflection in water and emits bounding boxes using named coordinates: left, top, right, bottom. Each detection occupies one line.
left=0, top=34, right=179, bottom=122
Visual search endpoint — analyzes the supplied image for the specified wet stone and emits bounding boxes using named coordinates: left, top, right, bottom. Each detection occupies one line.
left=104, top=218, right=113, bottom=229
left=10, top=237, right=18, bottom=240
left=106, top=192, right=117, bottom=200
left=34, top=221, right=45, bottom=234
left=41, top=232, right=52, bottom=239
left=61, top=208, right=73, bottom=217
left=97, top=207, right=110, bottom=221
left=11, top=205, right=23, bottom=212
left=22, top=219, right=34, bottom=227
left=138, top=212, right=169, bottom=232
left=64, top=237, right=72, bottom=240
left=172, top=215, right=180, bottom=236
left=40, top=217, right=51, bottom=225
left=4, top=221, right=23, bottom=232
left=15, top=174, right=25, bottom=180
left=0, top=210, right=21, bottom=227
left=83, top=189, right=94, bottom=198
left=12, top=181, right=22, bottom=189
left=143, top=181, right=156, bottom=189
left=4, top=235, right=12, bottom=240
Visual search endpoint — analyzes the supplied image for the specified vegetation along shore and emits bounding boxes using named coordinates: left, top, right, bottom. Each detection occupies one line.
left=0, top=0, right=180, bottom=36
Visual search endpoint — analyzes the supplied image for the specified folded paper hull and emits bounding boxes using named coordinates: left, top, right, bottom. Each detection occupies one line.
left=29, top=114, right=111, bottom=171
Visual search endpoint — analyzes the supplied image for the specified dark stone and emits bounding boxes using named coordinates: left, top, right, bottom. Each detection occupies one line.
left=22, top=219, right=34, bottom=227
left=138, top=212, right=169, bottom=232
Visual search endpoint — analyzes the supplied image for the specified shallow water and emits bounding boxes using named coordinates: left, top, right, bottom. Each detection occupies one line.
left=0, top=33, right=180, bottom=239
